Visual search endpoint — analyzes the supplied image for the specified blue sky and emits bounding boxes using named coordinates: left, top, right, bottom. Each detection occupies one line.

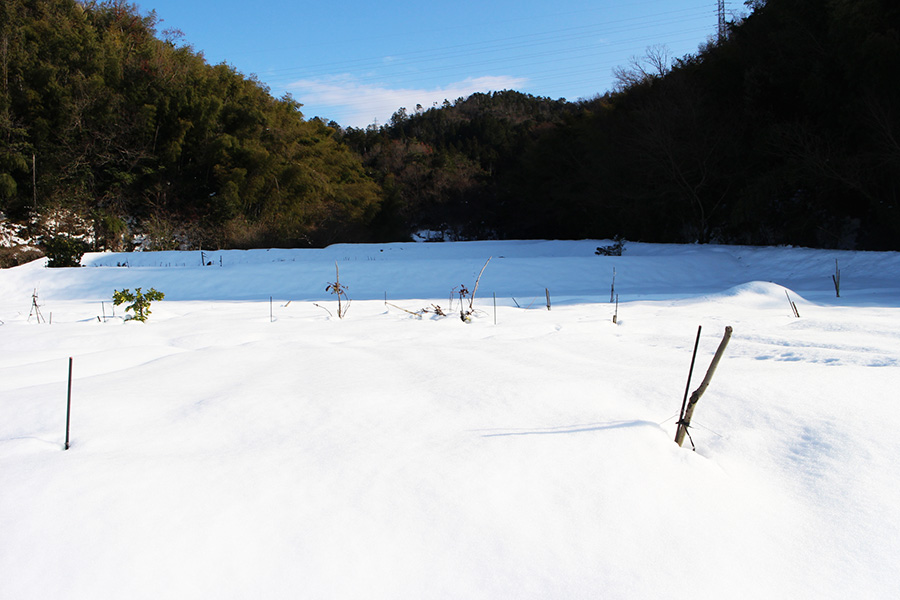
left=136, top=0, right=742, bottom=128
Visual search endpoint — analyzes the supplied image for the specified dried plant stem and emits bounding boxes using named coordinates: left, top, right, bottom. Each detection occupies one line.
left=469, top=257, right=492, bottom=310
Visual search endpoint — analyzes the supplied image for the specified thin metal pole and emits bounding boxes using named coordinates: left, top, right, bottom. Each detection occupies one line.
left=493, top=292, right=497, bottom=325
left=677, top=326, right=702, bottom=438
left=270, top=296, right=273, bottom=322
left=610, top=267, right=616, bottom=303
left=65, top=357, right=73, bottom=450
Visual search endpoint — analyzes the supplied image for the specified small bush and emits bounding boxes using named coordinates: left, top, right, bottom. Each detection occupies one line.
left=43, top=236, right=88, bottom=268
left=595, top=237, right=625, bottom=257
left=113, top=287, right=165, bottom=322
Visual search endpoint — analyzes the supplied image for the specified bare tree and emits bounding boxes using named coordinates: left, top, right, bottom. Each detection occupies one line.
left=612, top=45, right=673, bottom=92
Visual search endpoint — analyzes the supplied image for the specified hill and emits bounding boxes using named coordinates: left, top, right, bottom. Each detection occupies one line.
left=2, top=0, right=899, bottom=254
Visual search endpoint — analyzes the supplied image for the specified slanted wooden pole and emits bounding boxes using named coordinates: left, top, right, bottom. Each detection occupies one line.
left=675, top=326, right=733, bottom=448
left=785, top=290, right=800, bottom=318
left=65, top=357, right=73, bottom=450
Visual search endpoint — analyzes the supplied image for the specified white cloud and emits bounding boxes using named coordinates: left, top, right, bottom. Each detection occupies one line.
left=286, top=75, right=528, bottom=128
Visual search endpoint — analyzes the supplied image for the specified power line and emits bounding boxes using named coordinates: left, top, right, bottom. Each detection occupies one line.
left=220, top=1, right=720, bottom=126
left=257, top=8, right=715, bottom=90
left=288, top=24, right=713, bottom=123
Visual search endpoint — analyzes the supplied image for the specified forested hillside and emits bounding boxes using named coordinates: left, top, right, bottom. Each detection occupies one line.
left=0, top=0, right=381, bottom=253
left=1, top=0, right=898, bottom=259
left=356, top=0, right=900, bottom=250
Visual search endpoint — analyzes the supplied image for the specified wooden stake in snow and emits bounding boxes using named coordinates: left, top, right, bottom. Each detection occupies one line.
left=675, top=326, right=733, bottom=448
left=612, top=294, right=619, bottom=324
left=785, top=290, right=800, bottom=318
left=545, top=288, right=551, bottom=311
left=65, top=357, right=73, bottom=450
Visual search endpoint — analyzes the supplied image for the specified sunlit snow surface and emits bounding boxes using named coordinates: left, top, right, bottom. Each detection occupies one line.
left=1, top=240, right=898, bottom=599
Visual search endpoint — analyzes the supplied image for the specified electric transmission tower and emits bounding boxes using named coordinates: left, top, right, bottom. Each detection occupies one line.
left=717, top=0, right=727, bottom=42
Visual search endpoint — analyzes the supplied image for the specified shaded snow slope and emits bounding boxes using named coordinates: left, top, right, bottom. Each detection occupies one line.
left=2, top=240, right=897, bottom=304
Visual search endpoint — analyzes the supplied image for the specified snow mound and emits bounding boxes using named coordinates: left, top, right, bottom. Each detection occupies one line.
left=711, top=280, right=807, bottom=307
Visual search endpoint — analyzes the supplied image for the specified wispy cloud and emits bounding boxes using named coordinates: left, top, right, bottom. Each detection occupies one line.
left=287, top=75, right=528, bottom=128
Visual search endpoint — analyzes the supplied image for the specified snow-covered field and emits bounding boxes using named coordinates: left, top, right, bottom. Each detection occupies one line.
left=1, top=240, right=898, bottom=599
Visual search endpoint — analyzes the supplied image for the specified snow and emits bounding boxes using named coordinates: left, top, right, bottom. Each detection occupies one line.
left=1, top=239, right=899, bottom=599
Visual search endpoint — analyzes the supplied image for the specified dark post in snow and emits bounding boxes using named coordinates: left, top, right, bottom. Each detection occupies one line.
left=832, top=259, right=841, bottom=298
left=545, top=288, right=551, bottom=311
left=65, top=357, right=73, bottom=450
left=610, top=267, right=616, bottom=303
left=678, top=326, right=703, bottom=428
left=675, top=326, right=733, bottom=448
left=785, top=290, right=800, bottom=318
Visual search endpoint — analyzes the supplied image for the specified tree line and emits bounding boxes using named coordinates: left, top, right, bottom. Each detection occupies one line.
left=2, top=0, right=898, bottom=255
left=353, top=0, right=899, bottom=250
left=1, top=0, right=380, bottom=250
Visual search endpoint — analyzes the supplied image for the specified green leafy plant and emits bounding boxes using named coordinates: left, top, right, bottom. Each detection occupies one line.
left=112, top=287, right=165, bottom=322
left=43, top=235, right=88, bottom=268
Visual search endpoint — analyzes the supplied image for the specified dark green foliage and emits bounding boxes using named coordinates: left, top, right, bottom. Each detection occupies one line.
left=504, top=0, right=900, bottom=249
left=112, top=287, right=164, bottom=322
left=4, top=0, right=898, bottom=250
left=341, top=91, right=575, bottom=240
left=42, top=235, right=87, bottom=267
left=596, top=238, right=625, bottom=257
left=2, top=0, right=380, bottom=248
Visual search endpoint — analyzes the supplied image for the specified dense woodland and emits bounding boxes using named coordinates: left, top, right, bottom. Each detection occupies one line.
left=1, top=0, right=899, bottom=259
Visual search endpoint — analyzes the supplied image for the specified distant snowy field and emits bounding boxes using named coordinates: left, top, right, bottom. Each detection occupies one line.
left=1, top=240, right=898, bottom=599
